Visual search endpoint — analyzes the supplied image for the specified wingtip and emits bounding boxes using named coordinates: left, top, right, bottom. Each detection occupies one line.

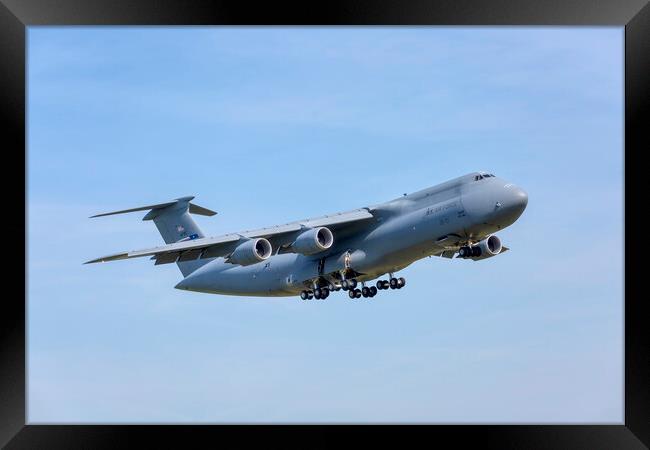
left=83, top=257, right=106, bottom=264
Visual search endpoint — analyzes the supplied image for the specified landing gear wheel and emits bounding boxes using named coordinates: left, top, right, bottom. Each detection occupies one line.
left=348, top=290, right=356, bottom=299
left=382, top=280, right=390, bottom=289
left=354, top=289, right=362, bottom=298
left=397, top=277, right=406, bottom=289
left=348, top=279, right=358, bottom=289
left=307, top=291, right=313, bottom=300
left=361, top=287, right=370, bottom=297
left=389, top=278, right=398, bottom=289
left=300, top=291, right=309, bottom=300
left=314, top=289, right=322, bottom=299
left=341, top=280, right=349, bottom=291
left=320, top=288, right=329, bottom=299
left=376, top=280, right=384, bottom=290
left=459, top=247, right=468, bottom=257
left=369, top=286, right=378, bottom=297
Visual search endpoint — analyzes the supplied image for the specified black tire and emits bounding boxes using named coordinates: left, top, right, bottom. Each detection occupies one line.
left=348, top=290, right=356, bottom=299
left=341, top=280, right=349, bottom=290
left=390, top=278, right=398, bottom=289
left=362, top=287, right=370, bottom=297
left=382, top=280, right=390, bottom=289
left=349, top=279, right=358, bottom=289
left=459, top=247, right=467, bottom=257
left=314, top=289, right=321, bottom=299
left=300, top=291, right=308, bottom=300
left=370, top=286, right=378, bottom=296
left=376, top=280, right=384, bottom=289
left=355, top=289, right=362, bottom=298
left=397, top=277, right=406, bottom=288
left=307, top=292, right=313, bottom=300
left=321, top=288, right=329, bottom=299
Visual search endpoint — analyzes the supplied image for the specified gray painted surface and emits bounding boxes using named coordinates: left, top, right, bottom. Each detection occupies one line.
left=88, top=172, right=528, bottom=297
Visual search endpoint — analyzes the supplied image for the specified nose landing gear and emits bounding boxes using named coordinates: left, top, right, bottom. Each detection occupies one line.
left=458, top=246, right=480, bottom=258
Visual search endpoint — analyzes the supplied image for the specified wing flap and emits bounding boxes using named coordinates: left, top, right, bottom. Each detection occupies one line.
left=177, top=248, right=204, bottom=262
left=153, top=252, right=181, bottom=265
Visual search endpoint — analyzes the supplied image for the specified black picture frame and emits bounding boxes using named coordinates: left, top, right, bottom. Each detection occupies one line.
left=2, top=0, right=648, bottom=448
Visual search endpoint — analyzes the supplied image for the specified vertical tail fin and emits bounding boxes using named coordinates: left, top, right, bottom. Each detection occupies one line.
left=90, top=196, right=217, bottom=276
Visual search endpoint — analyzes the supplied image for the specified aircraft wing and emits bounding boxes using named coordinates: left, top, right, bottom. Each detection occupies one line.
left=84, top=234, right=243, bottom=265
left=85, top=208, right=376, bottom=265
left=242, top=208, right=375, bottom=250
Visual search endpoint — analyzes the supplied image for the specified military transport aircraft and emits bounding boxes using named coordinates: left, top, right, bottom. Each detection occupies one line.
left=86, top=172, right=527, bottom=300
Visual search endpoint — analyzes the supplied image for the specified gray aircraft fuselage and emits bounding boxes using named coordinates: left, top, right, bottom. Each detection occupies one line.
left=174, top=173, right=528, bottom=296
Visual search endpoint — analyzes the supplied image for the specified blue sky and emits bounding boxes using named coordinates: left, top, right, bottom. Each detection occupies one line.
left=27, top=27, right=623, bottom=423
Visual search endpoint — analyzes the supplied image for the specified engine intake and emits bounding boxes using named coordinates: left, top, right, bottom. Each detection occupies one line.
left=459, top=235, right=502, bottom=260
left=290, top=227, right=334, bottom=255
left=228, top=238, right=272, bottom=265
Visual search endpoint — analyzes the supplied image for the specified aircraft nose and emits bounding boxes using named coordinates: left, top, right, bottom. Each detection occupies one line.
left=510, top=186, right=528, bottom=212
left=493, top=184, right=528, bottom=226
left=504, top=185, right=528, bottom=218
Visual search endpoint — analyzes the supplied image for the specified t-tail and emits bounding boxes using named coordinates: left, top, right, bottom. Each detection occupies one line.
left=89, top=196, right=217, bottom=277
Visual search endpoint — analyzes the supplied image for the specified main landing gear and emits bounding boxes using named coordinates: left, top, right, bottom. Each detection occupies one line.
left=300, top=287, right=330, bottom=300
left=300, top=274, right=406, bottom=300
left=376, top=275, right=405, bottom=290
left=347, top=283, right=378, bottom=299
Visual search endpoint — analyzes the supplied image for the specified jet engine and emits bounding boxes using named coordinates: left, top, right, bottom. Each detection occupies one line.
left=290, top=227, right=334, bottom=255
left=228, top=238, right=273, bottom=265
left=458, top=235, right=502, bottom=260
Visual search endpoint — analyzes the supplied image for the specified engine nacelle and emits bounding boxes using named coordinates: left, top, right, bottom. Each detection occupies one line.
left=228, top=238, right=272, bottom=265
left=290, top=227, right=334, bottom=255
left=459, top=235, right=503, bottom=260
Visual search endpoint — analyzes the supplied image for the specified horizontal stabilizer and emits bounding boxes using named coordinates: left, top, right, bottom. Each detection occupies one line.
left=89, top=196, right=217, bottom=220
left=189, top=203, right=217, bottom=217
left=89, top=201, right=177, bottom=218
